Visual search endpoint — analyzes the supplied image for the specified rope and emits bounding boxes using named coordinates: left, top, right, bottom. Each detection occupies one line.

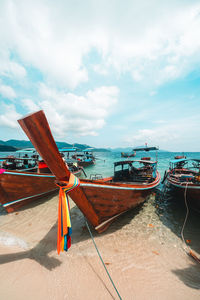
left=181, top=183, right=189, bottom=251
left=181, top=183, right=200, bottom=264
left=85, top=220, right=122, bottom=300
left=160, top=179, right=169, bottom=203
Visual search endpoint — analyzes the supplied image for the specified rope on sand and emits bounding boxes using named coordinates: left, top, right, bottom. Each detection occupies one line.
left=181, top=183, right=200, bottom=264
left=181, top=183, right=189, bottom=248
left=85, top=220, right=122, bottom=300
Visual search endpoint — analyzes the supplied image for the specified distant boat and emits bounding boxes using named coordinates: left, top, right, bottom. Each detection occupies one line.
left=121, top=145, right=159, bottom=158
left=174, top=155, right=186, bottom=160
left=163, top=157, right=200, bottom=211
left=133, top=145, right=159, bottom=152
left=121, top=151, right=136, bottom=158
left=59, top=147, right=77, bottom=163
left=0, top=155, right=37, bottom=170
left=71, top=148, right=95, bottom=167
left=17, top=110, right=161, bottom=233
left=15, top=148, right=37, bottom=156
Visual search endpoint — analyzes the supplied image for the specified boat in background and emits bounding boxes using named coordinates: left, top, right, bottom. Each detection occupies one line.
left=121, top=151, right=136, bottom=158
left=59, top=147, right=77, bottom=162
left=71, top=148, right=95, bottom=167
left=164, top=158, right=200, bottom=211
left=0, top=156, right=37, bottom=170
left=16, top=110, right=161, bottom=233
left=38, top=158, right=85, bottom=178
left=0, top=147, right=39, bottom=170
left=133, top=145, right=159, bottom=153
left=0, top=154, right=85, bottom=213
left=15, top=148, right=38, bottom=158
left=133, top=145, right=159, bottom=162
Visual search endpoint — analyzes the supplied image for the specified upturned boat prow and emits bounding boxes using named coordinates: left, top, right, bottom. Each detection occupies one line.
left=17, top=110, right=99, bottom=228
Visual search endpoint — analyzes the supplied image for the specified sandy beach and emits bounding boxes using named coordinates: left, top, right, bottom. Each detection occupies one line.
left=0, top=193, right=200, bottom=300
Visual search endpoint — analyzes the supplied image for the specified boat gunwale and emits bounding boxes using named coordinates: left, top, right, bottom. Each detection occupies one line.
left=2, top=188, right=58, bottom=208
left=167, top=177, right=200, bottom=190
left=2, top=170, right=55, bottom=178
left=80, top=171, right=161, bottom=190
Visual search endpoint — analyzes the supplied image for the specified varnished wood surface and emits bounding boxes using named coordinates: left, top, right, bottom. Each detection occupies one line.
left=167, top=177, right=200, bottom=210
left=18, top=110, right=70, bottom=181
left=0, top=170, right=58, bottom=212
left=18, top=110, right=99, bottom=226
left=70, top=172, right=160, bottom=227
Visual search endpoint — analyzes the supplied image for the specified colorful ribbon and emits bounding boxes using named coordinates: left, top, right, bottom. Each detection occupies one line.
left=0, top=169, right=5, bottom=174
left=56, top=173, right=80, bottom=254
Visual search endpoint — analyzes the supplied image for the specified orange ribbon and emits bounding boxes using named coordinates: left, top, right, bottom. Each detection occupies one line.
left=56, top=173, right=80, bottom=254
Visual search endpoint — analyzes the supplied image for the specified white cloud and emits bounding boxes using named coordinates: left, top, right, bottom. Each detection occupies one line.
left=0, top=48, right=26, bottom=80
left=0, top=0, right=88, bottom=89
left=0, top=81, right=16, bottom=99
left=153, top=120, right=167, bottom=124
left=0, top=103, right=21, bottom=128
left=21, top=98, right=40, bottom=112
left=149, top=91, right=157, bottom=96
left=124, top=114, right=200, bottom=151
left=37, top=84, right=119, bottom=138
left=0, top=1, right=200, bottom=88
left=126, top=128, right=178, bottom=145
left=0, top=0, right=200, bottom=150
left=93, top=64, right=108, bottom=76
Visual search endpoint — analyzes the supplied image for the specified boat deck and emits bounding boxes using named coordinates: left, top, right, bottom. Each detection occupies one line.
left=113, top=167, right=154, bottom=183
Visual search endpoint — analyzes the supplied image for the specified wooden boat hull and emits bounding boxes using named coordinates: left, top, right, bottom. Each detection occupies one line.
left=69, top=172, right=161, bottom=232
left=0, top=170, right=58, bottom=212
left=0, top=167, right=85, bottom=213
left=167, top=178, right=200, bottom=210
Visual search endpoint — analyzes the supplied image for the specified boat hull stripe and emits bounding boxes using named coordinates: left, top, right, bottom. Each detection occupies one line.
left=4, top=171, right=54, bottom=178
left=80, top=179, right=160, bottom=191
left=2, top=189, right=57, bottom=207
left=168, top=181, right=200, bottom=190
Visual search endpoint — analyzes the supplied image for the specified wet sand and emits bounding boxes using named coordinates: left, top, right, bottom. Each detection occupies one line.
left=0, top=193, right=200, bottom=300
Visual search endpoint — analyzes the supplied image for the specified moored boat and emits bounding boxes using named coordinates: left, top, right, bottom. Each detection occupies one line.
left=164, top=158, right=200, bottom=211
left=0, top=157, right=85, bottom=213
left=17, top=110, right=161, bottom=232
left=0, top=155, right=37, bottom=170
left=121, top=151, right=136, bottom=158
left=71, top=149, right=95, bottom=167
left=75, top=158, right=160, bottom=232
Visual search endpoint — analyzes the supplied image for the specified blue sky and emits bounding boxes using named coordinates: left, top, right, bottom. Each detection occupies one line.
left=0, top=0, right=200, bottom=151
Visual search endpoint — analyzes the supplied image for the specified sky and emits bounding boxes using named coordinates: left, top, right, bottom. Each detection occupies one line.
left=0, top=0, right=200, bottom=151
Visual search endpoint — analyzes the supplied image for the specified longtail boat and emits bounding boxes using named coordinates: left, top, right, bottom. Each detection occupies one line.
left=164, top=158, right=200, bottom=211
left=15, top=110, right=161, bottom=232
left=71, top=149, right=95, bottom=167
left=0, top=156, right=37, bottom=170
left=0, top=158, right=84, bottom=213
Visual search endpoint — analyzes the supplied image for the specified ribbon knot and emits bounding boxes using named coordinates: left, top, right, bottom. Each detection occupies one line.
left=56, top=173, right=80, bottom=254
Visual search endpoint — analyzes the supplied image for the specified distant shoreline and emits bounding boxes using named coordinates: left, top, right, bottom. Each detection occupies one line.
left=0, top=145, right=18, bottom=152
